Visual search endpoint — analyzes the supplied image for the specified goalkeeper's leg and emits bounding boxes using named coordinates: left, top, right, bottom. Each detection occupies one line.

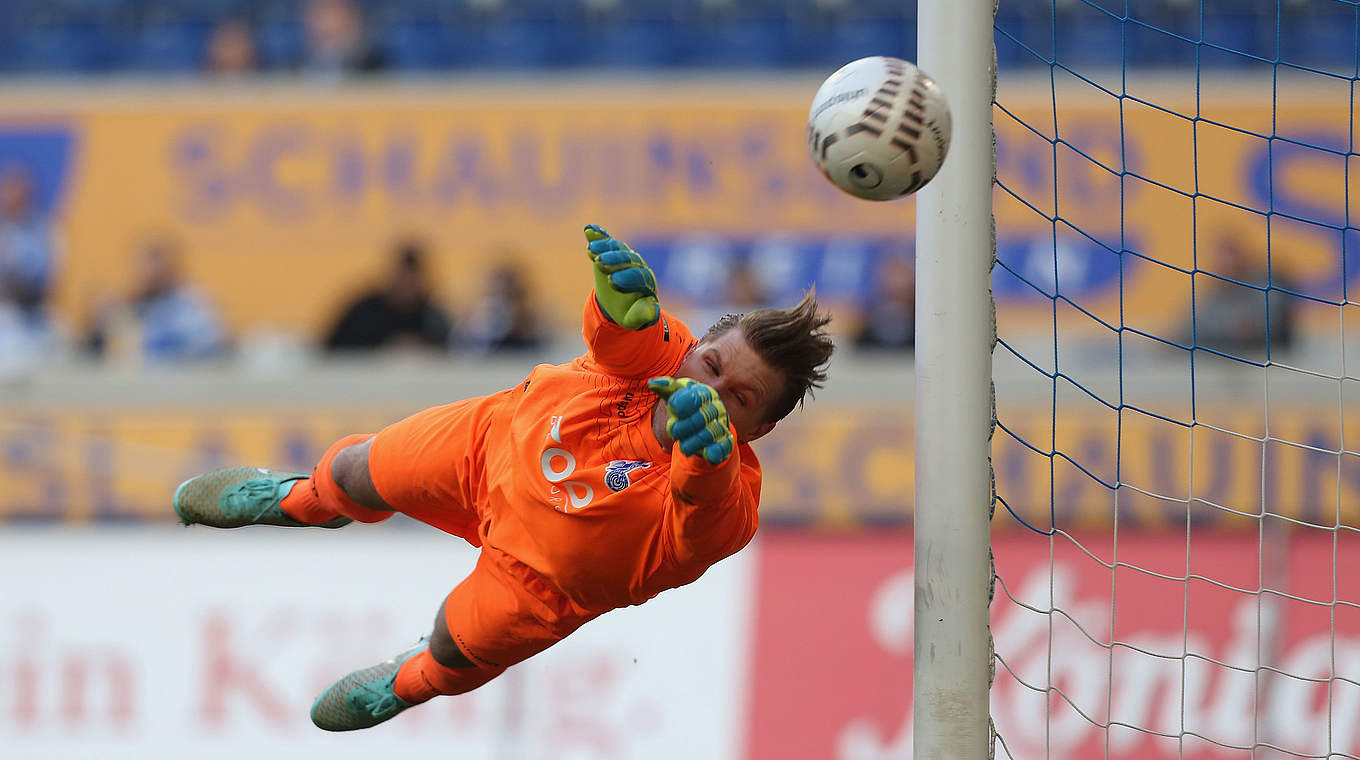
left=173, top=434, right=394, bottom=528
left=310, top=597, right=499, bottom=732
left=311, top=550, right=598, bottom=731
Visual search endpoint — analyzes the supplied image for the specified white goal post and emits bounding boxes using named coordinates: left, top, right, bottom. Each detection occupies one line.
left=913, top=0, right=998, bottom=758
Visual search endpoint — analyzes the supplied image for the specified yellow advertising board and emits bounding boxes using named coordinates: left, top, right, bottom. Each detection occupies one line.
left=0, top=78, right=1354, bottom=342
left=3, top=83, right=910, bottom=339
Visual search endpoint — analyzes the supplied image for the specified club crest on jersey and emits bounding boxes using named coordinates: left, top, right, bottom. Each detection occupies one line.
left=605, top=460, right=651, bottom=492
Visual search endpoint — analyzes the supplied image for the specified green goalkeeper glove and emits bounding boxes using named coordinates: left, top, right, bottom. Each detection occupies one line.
left=647, top=376, right=735, bottom=466
left=585, top=224, right=660, bottom=330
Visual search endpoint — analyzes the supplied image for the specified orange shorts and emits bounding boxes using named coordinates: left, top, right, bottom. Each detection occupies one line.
left=368, top=395, right=599, bottom=670
left=443, top=548, right=597, bottom=669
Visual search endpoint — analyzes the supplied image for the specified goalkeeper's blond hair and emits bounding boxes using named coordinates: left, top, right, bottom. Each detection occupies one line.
left=703, top=289, right=835, bottom=424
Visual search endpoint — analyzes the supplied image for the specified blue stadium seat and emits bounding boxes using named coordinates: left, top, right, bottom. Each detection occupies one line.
left=1279, top=14, right=1359, bottom=75
left=0, top=5, right=19, bottom=66
left=621, top=0, right=685, bottom=20
left=1200, top=13, right=1266, bottom=63
left=7, top=22, right=112, bottom=72
left=381, top=19, right=451, bottom=69
left=1053, top=7, right=1125, bottom=69
left=444, top=19, right=568, bottom=68
left=1127, top=18, right=1196, bottom=68
left=503, top=0, right=584, bottom=21
left=36, top=0, right=129, bottom=19
left=786, top=0, right=914, bottom=22
left=792, top=18, right=914, bottom=70
left=122, top=21, right=212, bottom=72
left=11, top=0, right=129, bottom=31
left=565, top=19, right=678, bottom=68
left=256, top=20, right=304, bottom=69
left=670, top=18, right=793, bottom=68
left=995, top=6, right=1052, bottom=67
left=251, top=0, right=305, bottom=31
left=156, top=0, right=254, bottom=21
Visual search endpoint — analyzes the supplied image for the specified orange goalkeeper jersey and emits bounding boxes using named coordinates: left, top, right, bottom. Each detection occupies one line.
left=376, top=296, right=762, bottom=613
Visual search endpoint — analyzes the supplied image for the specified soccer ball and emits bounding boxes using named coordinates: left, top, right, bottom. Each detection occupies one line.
left=807, top=56, right=952, bottom=201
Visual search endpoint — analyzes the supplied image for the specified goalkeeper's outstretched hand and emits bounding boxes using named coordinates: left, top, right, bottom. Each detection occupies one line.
left=585, top=224, right=660, bottom=330
left=647, top=376, right=735, bottom=466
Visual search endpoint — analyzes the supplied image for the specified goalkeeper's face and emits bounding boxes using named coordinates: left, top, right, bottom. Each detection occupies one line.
left=675, top=328, right=781, bottom=442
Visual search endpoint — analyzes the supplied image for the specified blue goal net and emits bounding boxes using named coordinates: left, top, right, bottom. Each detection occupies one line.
left=989, top=2, right=1360, bottom=758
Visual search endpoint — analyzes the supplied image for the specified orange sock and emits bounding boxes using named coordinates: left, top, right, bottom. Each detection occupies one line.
left=279, top=434, right=395, bottom=524
left=393, top=648, right=504, bottom=704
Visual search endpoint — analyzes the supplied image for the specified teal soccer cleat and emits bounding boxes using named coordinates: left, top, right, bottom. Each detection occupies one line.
left=310, top=639, right=425, bottom=731
left=173, top=466, right=351, bottom=529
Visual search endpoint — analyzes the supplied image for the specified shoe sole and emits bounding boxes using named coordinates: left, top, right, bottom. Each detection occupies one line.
left=172, top=477, right=195, bottom=525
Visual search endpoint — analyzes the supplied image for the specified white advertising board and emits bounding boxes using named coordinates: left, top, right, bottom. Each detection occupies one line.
left=0, top=525, right=753, bottom=760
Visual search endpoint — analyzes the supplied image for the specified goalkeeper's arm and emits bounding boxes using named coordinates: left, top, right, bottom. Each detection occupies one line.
left=648, top=375, right=757, bottom=565
left=585, top=224, right=660, bottom=330
left=647, top=376, right=734, bottom=466
left=578, top=224, right=692, bottom=379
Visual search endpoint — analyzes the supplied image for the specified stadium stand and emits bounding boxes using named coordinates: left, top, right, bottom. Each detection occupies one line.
left=0, top=0, right=1350, bottom=73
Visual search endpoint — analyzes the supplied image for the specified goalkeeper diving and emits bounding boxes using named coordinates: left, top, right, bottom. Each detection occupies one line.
left=173, top=224, right=835, bottom=731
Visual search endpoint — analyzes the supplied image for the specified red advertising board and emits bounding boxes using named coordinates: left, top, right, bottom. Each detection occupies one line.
left=748, top=530, right=1360, bottom=760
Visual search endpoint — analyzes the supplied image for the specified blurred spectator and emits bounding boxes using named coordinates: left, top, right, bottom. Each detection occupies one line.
left=853, top=252, right=915, bottom=351
left=86, top=239, right=229, bottom=362
left=1182, top=234, right=1296, bottom=358
left=691, top=258, right=769, bottom=330
left=324, top=241, right=454, bottom=352
left=0, top=164, right=59, bottom=369
left=0, top=164, right=56, bottom=321
left=300, top=0, right=386, bottom=79
left=724, top=262, right=768, bottom=313
left=204, top=19, right=258, bottom=76
left=463, top=262, right=547, bottom=354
